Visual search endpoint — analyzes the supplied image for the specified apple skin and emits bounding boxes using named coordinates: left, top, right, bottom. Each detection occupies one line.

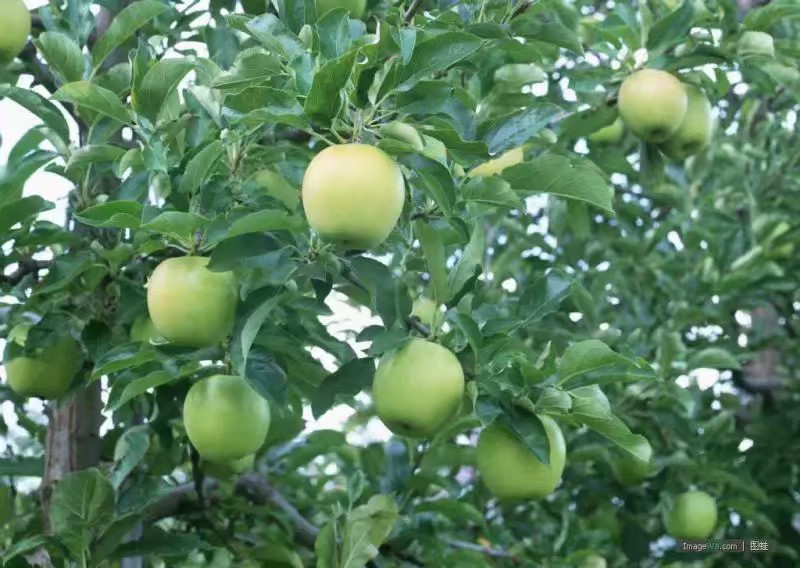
left=316, top=0, right=366, bottom=18
left=738, top=31, right=775, bottom=58
left=204, top=453, right=255, bottom=479
left=5, top=331, right=81, bottom=399
left=611, top=454, right=652, bottom=486
left=410, top=297, right=441, bottom=328
left=379, top=122, right=424, bottom=152
left=0, top=0, right=31, bottom=64
left=372, top=339, right=465, bottom=438
left=183, top=374, right=270, bottom=462
left=467, top=147, right=524, bottom=178
left=660, top=85, right=713, bottom=161
left=302, top=144, right=405, bottom=250
left=618, top=69, right=688, bottom=143
left=147, top=256, right=237, bottom=347
left=588, top=118, right=624, bottom=144
left=476, top=415, right=566, bottom=501
left=129, top=315, right=156, bottom=343
left=664, top=490, right=718, bottom=540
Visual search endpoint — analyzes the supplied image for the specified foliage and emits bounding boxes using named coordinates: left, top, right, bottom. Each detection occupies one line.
left=1, top=0, right=799, bottom=566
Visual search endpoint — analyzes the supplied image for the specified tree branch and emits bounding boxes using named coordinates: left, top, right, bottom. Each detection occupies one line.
left=444, top=538, right=520, bottom=561
left=403, top=0, right=424, bottom=23
left=405, top=316, right=431, bottom=337
left=0, top=259, right=52, bottom=287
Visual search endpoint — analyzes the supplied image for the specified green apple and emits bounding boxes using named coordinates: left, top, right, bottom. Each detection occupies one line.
left=316, top=0, right=366, bottom=19
left=378, top=122, right=424, bottom=152
left=204, top=453, right=255, bottom=479
left=583, top=555, right=607, bottom=568
left=738, top=31, right=775, bottom=58
left=302, top=144, right=406, bottom=250
left=372, top=339, right=465, bottom=438
left=476, top=415, right=566, bottom=501
left=664, top=490, right=718, bottom=540
left=467, top=146, right=524, bottom=178
left=241, top=0, right=267, bottom=13
left=611, top=453, right=652, bottom=486
left=660, top=85, right=713, bottom=160
left=410, top=297, right=442, bottom=329
left=0, top=0, right=30, bottom=64
left=147, top=256, right=237, bottom=347
left=183, top=374, right=270, bottom=462
left=618, top=69, right=688, bottom=142
left=4, top=324, right=81, bottom=399
left=588, top=118, right=624, bottom=144
left=129, top=315, right=156, bottom=343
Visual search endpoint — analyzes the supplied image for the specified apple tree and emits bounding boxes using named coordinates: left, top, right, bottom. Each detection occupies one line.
left=1, top=0, right=799, bottom=566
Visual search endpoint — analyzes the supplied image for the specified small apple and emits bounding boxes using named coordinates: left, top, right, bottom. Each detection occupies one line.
left=129, top=315, right=156, bottom=343
left=664, top=490, right=718, bottom=540
left=583, top=555, right=607, bottom=568
left=204, top=453, right=255, bottom=479
left=183, top=374, right=270, bottom=462
left=378, top=122, right=424, bottom=152
left=611, top=453, right=652, bottom=486
left=302, top=144, right=406, bottom=250
left=4, top=324, right=81, bottom=399
left=738, top=31, right=775, bottom=58
left=476, top=416, right=566, bottom=501
left=588, top=118, right=624, bottom=144
left=618, top=69, right=688, bottom=142
left=660, top=85, right=713, bottom=160
left=146, top=256, right=237, bottom=347
left=372, top=339, right=465, bottom=438
left=410, top=297, right=442, bottom=329
left=0, top=0, right=30, bottom=64
left=467, top=146, right=524, bottom=178
left=316, top=0, right=366, bottom=19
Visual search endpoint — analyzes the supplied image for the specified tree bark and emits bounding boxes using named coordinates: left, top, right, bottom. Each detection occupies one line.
left=40, top=379, right=103, bottom=530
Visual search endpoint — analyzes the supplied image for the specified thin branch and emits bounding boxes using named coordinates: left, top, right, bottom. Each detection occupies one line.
left=403, top=0, right=424, bottom=23
left=0, top=259, right=52, bottom=287
left=444, top=538, right=520, bottom=561
left=405, top=316, right=431, bottom=337
left=19, top=42, right=60, bottom=94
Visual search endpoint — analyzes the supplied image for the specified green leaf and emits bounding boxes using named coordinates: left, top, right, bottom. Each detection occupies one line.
left=34, top=254, right=94, bottom=295
left=141, top=211, right=208, bottom=247
left=50, top=468, right=115, bottom=553
left=250, top=169, right=300, bottom=210
left=560, top=105, right=618, bottom=139
left=744, top=0, right=800, bottom=30
left=448, top=225, right=484, bottom=305
left=415, top=499, right=485, bottom=526
left=109, top=427, right=150, bottom=489
left=0, top=196, right=54, bottom=235
left=228, top=209, right=304, bottom=237
left=570, top=386, right=652, bottom=462
left=74, top=200, right=143, bottom=229
left=0, top=85, right=70, bottom=144
left=558, top=340, right=629, bottom=385
left=53, top=81, right=133, bottom=124
left=462, top=176, right=523, bottom=208
left=91, top=343, right=157, bottom=379
left=535, top=387, right=572, bottom=414
left=134, top=58, right=195, bottom=122
left=109, top=370, right=175, bottom=410
left=482, top=103, right=562, bottom=154
left=35, top=32, right=86, bottom=83
left=414, top=220, right=450, bottom=305
left=2, top=536, right=64, bottom=564
left=112, top=527, right=206, bottom=558
left=688, top=347, right=741, bottom=370
left=349, top=257, right=400, bottom=327
left=244, top=13, right=304, bottom=60
left=304, top=49, right=358, bottom=121
left=646, top=1, right=694, bottom=52
left=315, top=521, right=337, bottom=568
left=340, top=495, right=399, bottom=568
left=396, top=32, right=484, bottom=91
left=0, top=457, right=44, bottom=477
left=312, top=357, right=375, bottom=418
left=316, top=9, right=352, bottom=60
left=0, top=152, right=58, bottom=205
left=239, top=294, right=281, bottom=381
left=66, top=144, right=127, bottom=175
left=511, top=13, right=584, bottom=54
left=91, top=0, right=171, bottom=71
left=503, top=154, right=615, bottom=214
left=178, top=140, right=225, bottom=194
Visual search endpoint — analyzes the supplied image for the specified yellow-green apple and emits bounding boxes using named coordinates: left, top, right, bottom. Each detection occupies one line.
left=0, top=0, right=30, bottom=64
left=372, top=339, right=465, bottom=438
left=147, top=256, right=237, bottom=347
left=204, top=453, right=255, bottom=479
left=302, top=144, right=405, bottom=250
left=4, top=324, right=81, bottom=399
left=618, top=69, right=688, bottom=142
left=664, top=490, right=718, bottom=539
left=660, top=85, right=713, bottom=160
left=588, top=118, right=624, bottom=144
left=183, top=374, right=270, bottom=462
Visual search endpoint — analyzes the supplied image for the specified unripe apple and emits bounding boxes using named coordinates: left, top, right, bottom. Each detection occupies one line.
left=738, top=31, right=775, bottom=58
left=302, top=144, right=405, bottom=250
left=129, top=315, right=156, bottom=343
left=583, top=555, right=607, bottom=568
left=183, top=375, right=270, bottom=462
left=147, top=256, right=237, bottom=347
left=378, top=122, right=424, bottom=152
left=611, top=453, right=652, bottom=486
left=588, top=118, right=624, bottom=144
left=4, top=324, right=81, bottom=399
left=0, top=0, right=30, bottom=64
left=372, top=339, right=465, bottom=438
left=660, top=85, right=713, bottom=160
left=467, top=146, right=524, bottom=178
left=476, top=415, right=566, bottom=501
left=618, top=69, right=688, bottom=142
left=316, top=0, right=366, bottom=19
left=410, top=297, right=442, bottom=329
left=204, top=453, right=255, bottom=479
left=664, top=490, right=718, bottom=540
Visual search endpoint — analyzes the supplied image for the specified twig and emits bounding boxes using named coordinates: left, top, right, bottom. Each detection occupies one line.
left=189, top=446, right=205, bottom=504
left=444, top=538, right=520, bottom=561
left=0, top=259, right=51, bottom=287
left=405, top=316, right=431, bottom=337
left=403, top=0, right=424, bottom=23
